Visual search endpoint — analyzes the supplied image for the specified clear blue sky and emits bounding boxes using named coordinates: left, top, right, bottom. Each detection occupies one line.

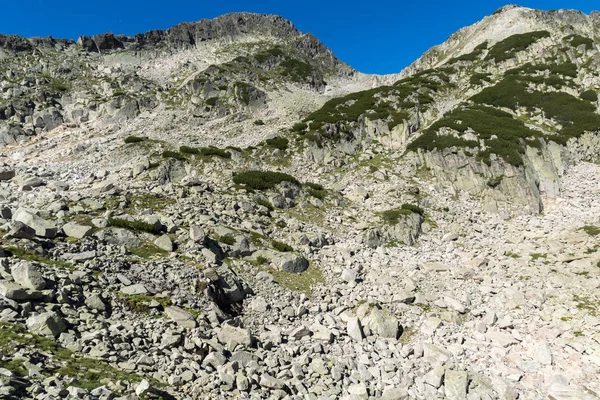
left=1, top=1, right=597, bottom=74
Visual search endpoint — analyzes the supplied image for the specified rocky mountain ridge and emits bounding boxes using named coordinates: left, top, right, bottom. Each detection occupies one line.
left=0, top=6, right=600, bottom=400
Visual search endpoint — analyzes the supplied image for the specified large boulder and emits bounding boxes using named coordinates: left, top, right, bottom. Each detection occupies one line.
left=11, top=261, right=45, bottom=290
left=217, top=322, right=252, bottom=349
left=62, top=222, right=93, bottom=239
left=26, top=312, right=67, bottom=338
left=12, top=208, right=58, bottom=238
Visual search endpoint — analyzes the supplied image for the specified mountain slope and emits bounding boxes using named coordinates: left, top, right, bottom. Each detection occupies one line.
left=1, top=7, right=600, bottom=400
left=291, top=5, right=600, bottom=216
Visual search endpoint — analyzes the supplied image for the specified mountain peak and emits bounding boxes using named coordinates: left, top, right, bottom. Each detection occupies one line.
left=77, top=12, right=302, bottom=53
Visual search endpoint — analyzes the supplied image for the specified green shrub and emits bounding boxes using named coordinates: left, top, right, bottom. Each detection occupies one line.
left=219, top=234, right=235, bottom=246
left=256, top=256, right=270, bottom=265
left=470, top=73, right=492, bottom=86
left=581, top=90, right=598, bottom=102
left=379, top=208, right=412, bottom=224
left=265, top=137, right=289, bottom=150
left=162, top=151, right=187, bottom=160
left=199, top=147, right=231, bottom=158
left=566, top=34, right=594, bottom=50
left=255, top=46, right=285, bottom=64
left=254, top=197, right=274, bottom=211
left=401, top=203, right=424, bottom=215
left=305, top=182, right=324, bottom=190
left=471, top=77, right=600, bottom=143
left=272, top=240, right=293, bottom=252
left=124, top=136, right=146, bottom=144
left=291, top=122, right=308, bottom=133
left=108, top=217, right=161, bottom=234
left=254, top=119, right=266, bottom=126
left=233, top=170, right=300, bottom=190
left=180, top=145, right=200, bottom=154
left=205, top=97, right=218, bottom=106
left=279, top=59, right=315, bottom=82
left=485, top=31, right=550, bottom=62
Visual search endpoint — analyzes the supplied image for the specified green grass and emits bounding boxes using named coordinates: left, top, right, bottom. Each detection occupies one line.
left=272, top=240, right=293, bottom=252
left=233, top=170, right=300, bottom=191
left=114, top=293, right=171, bottom=313
left=254, top=119, right=265, bottom=126
left=122, top=193, right=175, bottom=213
left=2, top=247, right=73, bottom=269
left=108, top=217, right=161, bottom=234
left=267, top=263, right=325, bottom=297
left=378, top=203, right=424, bottom=225
left=128, top=242, right=169, bottom=259
left=0, top=322, right=147, bottom=390
left=485, top=31, right=550, bottom=62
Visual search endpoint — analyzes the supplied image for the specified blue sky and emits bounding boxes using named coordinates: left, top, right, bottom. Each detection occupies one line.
left=2, top=1, right=597, bottom=74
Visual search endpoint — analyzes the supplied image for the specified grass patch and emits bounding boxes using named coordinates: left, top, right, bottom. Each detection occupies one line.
left=233, top=170, right=300, bottom=191
left=580, top=90, right=598, bottom=102
left=128, top=242, right=168, bottom=259
left=180, top=146, right=232, bottom=159
left=0, top=322, right=147, bottom=390
left=267, top=263, right=325, bottom=297
left=378, top=203, right=424, bottom=225
left=505, top=251, right=521, bottom=259
left=114, top=293, right=171, bottom=313
left=3, top=247, right=73, bottom=269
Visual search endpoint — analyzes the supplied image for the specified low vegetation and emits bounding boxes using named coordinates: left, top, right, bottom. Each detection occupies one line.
left=108, top=217, right=161, bottom=234
left=233, top=170, right=300, bottom=190
left=379, top=203, right=424, bottom=224
left=124, top=136, right=146, bottom=144
left=272, top=240, right=294, bottom=252
left=485, top=31, right=550, bottom=62
left=0, top=322, right=145, bottom=390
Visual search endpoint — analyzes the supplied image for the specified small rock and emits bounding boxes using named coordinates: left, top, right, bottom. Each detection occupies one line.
left=165, top=306, right=197, bottom=329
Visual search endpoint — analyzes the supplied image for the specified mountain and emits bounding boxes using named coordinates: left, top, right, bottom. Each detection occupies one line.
left=1, top=7, right=600, bottom=400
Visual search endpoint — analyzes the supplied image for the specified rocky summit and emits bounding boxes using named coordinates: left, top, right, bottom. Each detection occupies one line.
left=1, top=5, right=600, bottom=400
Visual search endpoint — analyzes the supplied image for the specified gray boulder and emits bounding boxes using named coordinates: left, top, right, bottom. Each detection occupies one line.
left=217, top=323, right=253, bottom=349
left=165, top=306, right=197, bottom=329
left=11, top=262, right=46, bottom=290
left=26, top=312, right=66, bottom=337
left=12, top=208, right=58, bottom=238
left=62, top=222, right=93, bottom=239
left=154, top=234, right=173, bottom=252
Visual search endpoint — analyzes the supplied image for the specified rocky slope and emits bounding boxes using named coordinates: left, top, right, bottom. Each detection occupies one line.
left=0, top=6, right=600, bottom=400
